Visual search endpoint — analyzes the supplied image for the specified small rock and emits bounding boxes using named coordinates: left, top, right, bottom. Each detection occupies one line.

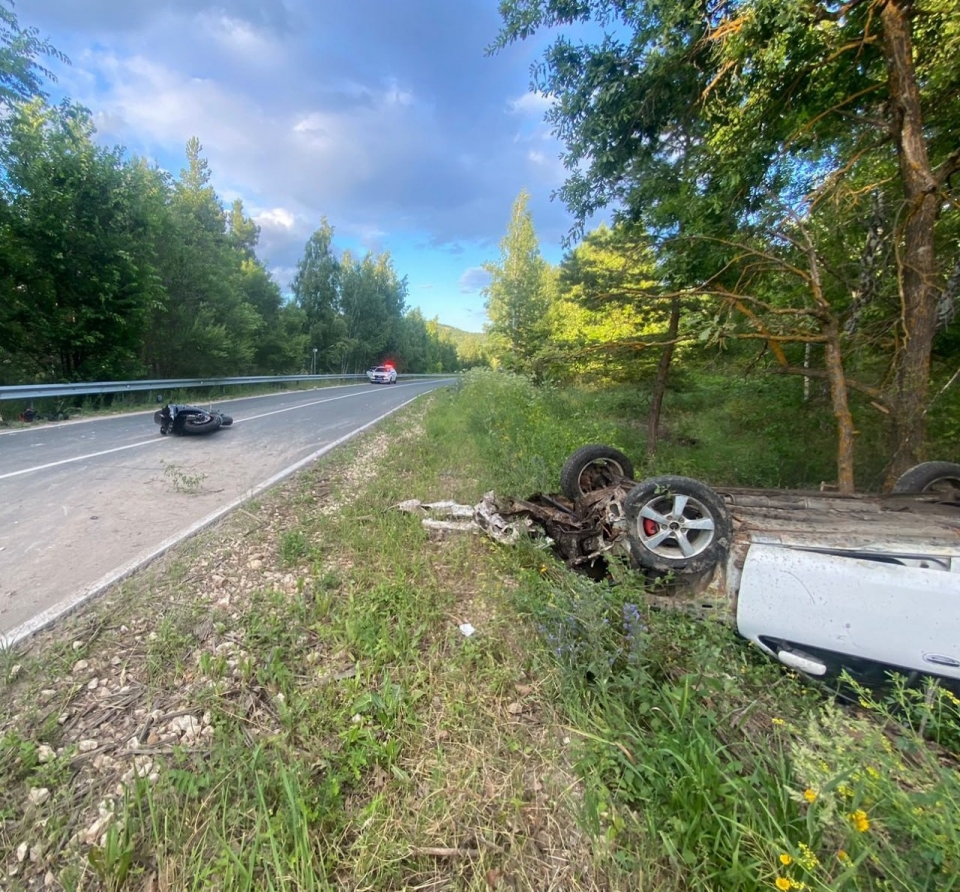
left=77, top=739, right=98, bottom=753
left=93, top=754, right=117, bottom=772
left=82, top=813, right=115, bottom=846
left=170, top=715, right=201, bottom=742
left=7, top=663, right=21, bottom=680
left=37, top=745, right=55, bottom=764
left=506, top=702, right=523, bottom=715
left=110, top=656, right=122, bottom=666
left=45, top=871, right=57, bottom=887
left=71, top=659, right=89, bottom=674
left=122, top=757, right=154, bottom=782
left=28, top=787, right=51, bottom=807
left=87, top=677, right=99, bottom=691
left=39, top=689, right=57, bottom=703
left=72, top=640, right=84, bottom=651
left=247, top=559, right=263, bottom=570
left=16, top=842, right=28, bottom=862
left=29, top=844, right=43, bottom=863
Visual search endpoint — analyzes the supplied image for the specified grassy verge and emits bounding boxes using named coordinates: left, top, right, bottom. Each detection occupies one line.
left=2, top=369, right=958, bottom=890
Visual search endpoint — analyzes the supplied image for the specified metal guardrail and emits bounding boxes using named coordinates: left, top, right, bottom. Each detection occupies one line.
left=0, top=373, right=455, bottom=403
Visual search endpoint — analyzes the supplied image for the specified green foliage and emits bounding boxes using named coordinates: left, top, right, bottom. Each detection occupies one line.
left=434, top=322, right=488, bottom=367
left=483, top=190, right=554, bottom=377
left=292, top=220, right=461, bottom=375
left=431, top=369, right=631, bottom=493
left=0, top=100, right=165, bottom=381
left=0, top=0, right=67, bottom=109
left=493, top=0, right=960, bottom=474
left=0, top=82, right=459, bottom=385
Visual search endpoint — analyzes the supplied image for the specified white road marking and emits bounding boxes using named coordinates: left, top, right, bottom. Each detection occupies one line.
left=0, top=387, right=404, bottom=481
left=0, top=438, right=158, bottom=481
left=1, top=393, right=423, bottom=648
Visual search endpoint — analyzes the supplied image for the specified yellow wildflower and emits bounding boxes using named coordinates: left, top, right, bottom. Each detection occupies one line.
left=849, top=809, right=870, bottom=833
left=779, top=853, right=793, bottom=865
left=803, top=788, right=818, bottom=803
left=772, top=717, right=785, bottom=726
left=837, top=850, right=851, bottom=864
left=798, top=843, right=820, bottom=870
left=866, top=765, right=880, bottom=779
left=837, top=783, right=853, bottom=798
left=775, top=878, right=791, bottom=891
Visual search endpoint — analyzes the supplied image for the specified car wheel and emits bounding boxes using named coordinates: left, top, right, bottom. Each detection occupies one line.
left=892, top=461, right=960, bottom=496
left=623, top=476, right=732, bottom=574
left=559, top=444, right=635, bottom=500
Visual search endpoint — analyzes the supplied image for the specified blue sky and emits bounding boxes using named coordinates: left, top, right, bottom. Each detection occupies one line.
left=22, top=0, right=586, bottom=333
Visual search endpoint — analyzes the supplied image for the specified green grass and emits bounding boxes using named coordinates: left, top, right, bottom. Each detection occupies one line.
left=1, top=367, right=958, bottom=890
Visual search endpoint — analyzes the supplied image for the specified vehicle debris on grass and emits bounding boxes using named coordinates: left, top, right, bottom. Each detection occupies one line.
left=401, top=446, right=960, bottom=694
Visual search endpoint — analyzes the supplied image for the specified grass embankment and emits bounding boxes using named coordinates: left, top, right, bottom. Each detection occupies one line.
left=2, top=369, right=959, bottom=890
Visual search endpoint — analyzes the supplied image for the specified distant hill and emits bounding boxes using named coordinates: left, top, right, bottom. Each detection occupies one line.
left=436, top=323, right=489, bottom=367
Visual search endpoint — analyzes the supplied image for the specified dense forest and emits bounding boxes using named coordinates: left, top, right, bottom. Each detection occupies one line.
left=481, top=0, right=960, bottom=489
left=0, top=5, right=465, bottom=385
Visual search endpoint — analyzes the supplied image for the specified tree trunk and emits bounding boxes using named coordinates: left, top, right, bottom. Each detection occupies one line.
left=823, top=321, right=856, bottom=493
left=646, top=297, right=680, bottom=457
left=880, top=0, right=940, bottom=482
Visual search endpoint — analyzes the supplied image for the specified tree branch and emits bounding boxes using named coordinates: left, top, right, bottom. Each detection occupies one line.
left=769, top=364, right=888, bottom=404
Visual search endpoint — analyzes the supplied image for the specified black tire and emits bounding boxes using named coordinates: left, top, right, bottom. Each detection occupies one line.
left=892, top=461, right=960, bottom=496
left=179, top=414, right=222, bottom=435
left=623, top=476, right=732, bottom=574
left=218, top=414, right=233, bottom=426
left=560, top=445, right=635, bottom=500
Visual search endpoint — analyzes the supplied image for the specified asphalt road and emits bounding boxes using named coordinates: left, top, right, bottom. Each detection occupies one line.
left=0, top=378, right=454, bottom=643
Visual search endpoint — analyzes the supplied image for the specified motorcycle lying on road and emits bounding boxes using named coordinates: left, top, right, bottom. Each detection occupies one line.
left=153, top=404, right=234, bottom=436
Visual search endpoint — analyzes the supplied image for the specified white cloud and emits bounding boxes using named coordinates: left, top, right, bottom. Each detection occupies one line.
left=28, top=0, right=584, bottom=329
left=255, top=208, right=296, bottom=230
left=199, top=12, right=283, bottom=63
left=269, top=265, right=299, bottom=291
left=508, top=91, right=552, bottom=116
left=459, top=266, right=491, bottom=293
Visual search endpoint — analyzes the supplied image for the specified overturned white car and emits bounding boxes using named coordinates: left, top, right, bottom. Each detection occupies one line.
left=548, top=446, right=960, bottom=691
left=400, top=448, right=960, bottom=689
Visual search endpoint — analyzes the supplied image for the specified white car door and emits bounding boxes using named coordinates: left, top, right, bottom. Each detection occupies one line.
left=736, top=543, right=960, bottom=682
